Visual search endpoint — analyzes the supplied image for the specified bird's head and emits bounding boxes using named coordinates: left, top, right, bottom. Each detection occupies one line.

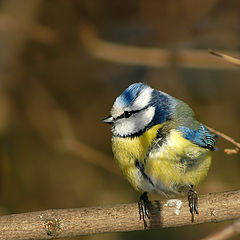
left=103, top=83, right=177, bottom=137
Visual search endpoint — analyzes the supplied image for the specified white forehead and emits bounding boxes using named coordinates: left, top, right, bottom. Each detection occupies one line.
left=131, top=87, right=153, bottom=110
left=111, top=86, right=153, bottom=117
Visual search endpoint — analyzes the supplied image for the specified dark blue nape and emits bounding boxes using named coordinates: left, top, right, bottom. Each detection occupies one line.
left=150, top=90, right=172, bottom=125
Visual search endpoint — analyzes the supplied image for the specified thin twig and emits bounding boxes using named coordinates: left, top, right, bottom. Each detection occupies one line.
left=206, top=125, right=240, bottom=154
left=209, top=50, right=240, bottom=66
left=0, top=190, right=240, bottom=240
left=224, top=148, right=239, bottom=155
left=201, top=218, right=240, bottom=240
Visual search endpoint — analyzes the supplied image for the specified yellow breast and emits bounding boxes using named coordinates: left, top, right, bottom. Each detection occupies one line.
left=112, top=124, right=161, bottom=192
left=145, top=129, right=211, bottom=193
left=112, top=125, right=211, bottom=194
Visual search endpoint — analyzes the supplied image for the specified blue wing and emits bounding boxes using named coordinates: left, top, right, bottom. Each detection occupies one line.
left=178, top=124, right=217, bottom=151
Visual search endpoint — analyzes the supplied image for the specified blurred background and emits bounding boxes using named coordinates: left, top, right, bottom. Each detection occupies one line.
left=0, top=0, right=239, bottom=239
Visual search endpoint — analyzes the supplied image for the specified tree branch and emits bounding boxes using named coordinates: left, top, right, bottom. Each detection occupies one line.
left=0, top=190, right=240, bottom=240
left=79, top=23, right=240, bottom=70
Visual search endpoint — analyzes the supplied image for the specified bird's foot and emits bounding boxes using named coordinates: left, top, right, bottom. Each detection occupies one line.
left=188, top=184, right=198, bottom=222
left=138, top=192, right=150, bottom=228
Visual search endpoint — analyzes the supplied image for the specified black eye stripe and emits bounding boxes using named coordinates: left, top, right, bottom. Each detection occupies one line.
left=114, top=107, right=148, bottom=121
left=115, top=110, right=138, bottom=120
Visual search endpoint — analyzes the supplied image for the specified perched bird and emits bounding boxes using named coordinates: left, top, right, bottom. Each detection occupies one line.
left=103, top=83, right=217, bottom=225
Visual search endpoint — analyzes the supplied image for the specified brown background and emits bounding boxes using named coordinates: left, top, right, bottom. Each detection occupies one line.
left=0, top=0, right=239, bottom=239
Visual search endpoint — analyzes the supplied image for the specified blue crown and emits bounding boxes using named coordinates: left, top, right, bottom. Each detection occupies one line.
left=115, top=83, right=148, bottom=108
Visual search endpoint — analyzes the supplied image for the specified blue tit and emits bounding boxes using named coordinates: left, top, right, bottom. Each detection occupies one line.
left=103, top=83, right=217, bottom=224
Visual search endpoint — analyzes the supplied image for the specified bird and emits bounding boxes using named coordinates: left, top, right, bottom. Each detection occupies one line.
left=103, top=82, right=217, bottom=226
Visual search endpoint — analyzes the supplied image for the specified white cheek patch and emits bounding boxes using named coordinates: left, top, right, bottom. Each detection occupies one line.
left=113, top=106, right=155, bottom=136
left=131, top=87, right=153, bottom=110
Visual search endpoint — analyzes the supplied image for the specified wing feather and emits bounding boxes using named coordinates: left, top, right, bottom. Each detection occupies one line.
left=178, top=124, right=217, bottom=151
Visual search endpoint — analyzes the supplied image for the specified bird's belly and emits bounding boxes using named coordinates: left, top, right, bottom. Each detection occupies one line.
left=145, top=130, right=212, bottom=194
left=112, top=128, right=212, bottom=195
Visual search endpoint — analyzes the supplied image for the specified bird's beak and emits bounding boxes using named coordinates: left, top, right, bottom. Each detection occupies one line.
left=103, top=115, right=114, bottom=124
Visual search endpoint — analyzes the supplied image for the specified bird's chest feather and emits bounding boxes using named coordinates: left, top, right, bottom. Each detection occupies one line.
left=111, top=125, right=161, bottom=191
left=146, top=129, right=211, bottom=193
left=112, top=126, right=211, bottom=194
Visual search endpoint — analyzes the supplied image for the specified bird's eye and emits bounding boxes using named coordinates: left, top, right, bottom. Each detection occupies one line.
left=123, top=111, right=132, bottom=118
left=115, top=110, right=140, bottom=120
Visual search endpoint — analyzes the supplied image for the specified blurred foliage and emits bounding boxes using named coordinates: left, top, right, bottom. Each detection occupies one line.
left=0, top=0, right=239, bottom=239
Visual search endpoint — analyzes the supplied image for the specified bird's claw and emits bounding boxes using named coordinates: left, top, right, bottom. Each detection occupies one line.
left=138, top=192, right=150, bottom=228
left=188, top=185, right=198, bottom=222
